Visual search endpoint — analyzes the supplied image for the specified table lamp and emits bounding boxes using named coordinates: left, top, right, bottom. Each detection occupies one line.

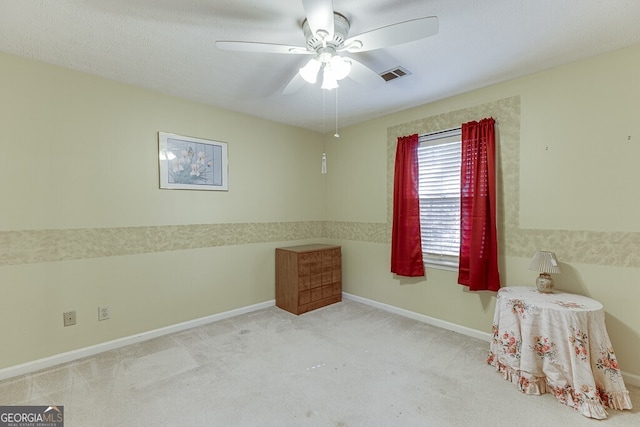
left=528, top=251, right=561, bottom=293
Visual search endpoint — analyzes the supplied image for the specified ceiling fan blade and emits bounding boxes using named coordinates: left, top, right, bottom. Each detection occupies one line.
left=216, top=41, right=311, bottom=55
left=282, top=73, right=306, bottom=95
left=302, top=0, right=335, bottom=39
left=347, top=58, right=385, bottom=88
left=343, top=16, right=439, bottom=53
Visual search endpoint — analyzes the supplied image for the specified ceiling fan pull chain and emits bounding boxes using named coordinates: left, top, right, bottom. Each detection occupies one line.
left=322, top=89, right=326, bottom=135
left=334, top=88, right=340, bottom=138
left=322, top=90, right=328, bottom=174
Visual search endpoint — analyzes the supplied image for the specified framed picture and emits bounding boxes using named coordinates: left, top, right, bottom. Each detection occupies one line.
left=158, top=132, right=228, bottom=191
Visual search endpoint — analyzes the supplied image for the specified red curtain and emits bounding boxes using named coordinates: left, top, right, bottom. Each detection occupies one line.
left=391, top=134, right=425, bottom=277
left=458, top=118, right=501, bottom=291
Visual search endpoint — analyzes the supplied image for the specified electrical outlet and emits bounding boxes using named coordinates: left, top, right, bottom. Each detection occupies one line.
left=63, top=311, right=76, bottom=327
left=98, top=305, right=111, bottom=321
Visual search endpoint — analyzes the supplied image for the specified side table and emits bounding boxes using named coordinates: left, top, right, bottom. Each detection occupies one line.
left=487, top=286, right=632, bottom=419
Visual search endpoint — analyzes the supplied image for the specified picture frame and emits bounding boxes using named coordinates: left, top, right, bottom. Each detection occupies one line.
left=158, top=132, right=228, bottom=191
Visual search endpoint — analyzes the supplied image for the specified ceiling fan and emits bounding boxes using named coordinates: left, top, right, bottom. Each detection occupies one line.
left=215, top=0, right=439, bottom=94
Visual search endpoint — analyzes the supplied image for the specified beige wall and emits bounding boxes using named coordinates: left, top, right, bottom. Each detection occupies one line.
left=328, top=44, right=640, bottom=379
left=2, top=42, right=640, bottom=381
left=0, top=52, right=325, bottom=369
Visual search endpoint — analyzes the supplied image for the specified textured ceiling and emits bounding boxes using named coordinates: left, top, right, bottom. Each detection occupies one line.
left=1, top=0, right=640, bottom=133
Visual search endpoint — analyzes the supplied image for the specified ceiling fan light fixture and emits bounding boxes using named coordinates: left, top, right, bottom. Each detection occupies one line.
left=321, top=66, right=339, bottom=90
left=299, top=57, right=321, bottom=84
left=217, top=7, right=440, bottom=96
left=329, top=56, right=351, bottom=80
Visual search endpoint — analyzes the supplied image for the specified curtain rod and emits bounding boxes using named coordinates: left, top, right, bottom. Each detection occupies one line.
left=419, top=126, right=462, bottom=141
left=420, top=126, right=461, bottom=137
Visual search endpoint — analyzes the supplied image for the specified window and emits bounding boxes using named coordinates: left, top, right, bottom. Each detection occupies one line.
left=417, top=129, right=462, bottom=270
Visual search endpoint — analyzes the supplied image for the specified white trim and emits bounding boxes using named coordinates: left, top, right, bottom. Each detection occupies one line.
left=343, top=292, right=491, bottom=342
left=424, top=261, right=458, bottom=273
left=0, top=299, right=275, bottom=382
left=420, top=127, right=462, bottom=143
left=623, top=371, right=640, bottom=388
left=343, top=292, right=640, bottom=387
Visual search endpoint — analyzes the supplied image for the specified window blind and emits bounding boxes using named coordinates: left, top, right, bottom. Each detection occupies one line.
left=417, top=129, right=461, bottom=268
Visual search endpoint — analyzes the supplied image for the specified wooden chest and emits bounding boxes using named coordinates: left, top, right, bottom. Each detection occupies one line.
left=275, top=244, right=342, bottom=315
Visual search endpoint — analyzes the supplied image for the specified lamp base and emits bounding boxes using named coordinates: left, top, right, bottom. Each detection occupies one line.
left=536, top=273, right=554, bottom=293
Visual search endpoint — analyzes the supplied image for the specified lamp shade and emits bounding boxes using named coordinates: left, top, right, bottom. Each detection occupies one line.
left=299, top=58, right=321, bottom=84
left=329, top=56, right=351, bottom=81
left=321, top=66, right=339, bottom=90
left=528, top=251, right=561, bottom=274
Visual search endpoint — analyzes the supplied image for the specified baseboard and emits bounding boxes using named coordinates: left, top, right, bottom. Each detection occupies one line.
left=343, top=292, right=492, bottom=342
left=0, top=299, right=275, bottom=382
left=623, top=371, right=640, bottom=388
left=342, top=292, right=640, bottom=388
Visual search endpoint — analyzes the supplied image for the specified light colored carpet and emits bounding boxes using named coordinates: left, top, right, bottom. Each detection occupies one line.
left=1, top=299, right=637, bottom=426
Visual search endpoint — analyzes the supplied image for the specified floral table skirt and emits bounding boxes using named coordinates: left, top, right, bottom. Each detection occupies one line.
left=487, top=286, right=632, bottom=419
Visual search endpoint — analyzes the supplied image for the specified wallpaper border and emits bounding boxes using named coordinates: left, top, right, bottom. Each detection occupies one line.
left=4, top=96, right=639, bottom=268
left=0, top=222, right=323, bottom=266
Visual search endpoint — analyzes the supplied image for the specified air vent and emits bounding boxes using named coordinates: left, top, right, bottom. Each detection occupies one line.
left=380, top=66, right=412, bottom=82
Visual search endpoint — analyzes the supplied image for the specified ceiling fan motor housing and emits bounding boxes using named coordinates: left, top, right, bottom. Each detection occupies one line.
left=303, top=12, right=350, bottom=55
